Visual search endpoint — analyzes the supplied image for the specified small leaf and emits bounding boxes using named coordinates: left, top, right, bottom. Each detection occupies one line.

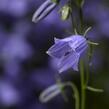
left=86, top=86, right=104, bottom=93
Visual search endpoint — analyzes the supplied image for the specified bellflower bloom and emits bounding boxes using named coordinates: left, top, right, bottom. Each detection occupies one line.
left=46, top=35, right=88, bottom=73
left=32, top=0, right=60, bottom=23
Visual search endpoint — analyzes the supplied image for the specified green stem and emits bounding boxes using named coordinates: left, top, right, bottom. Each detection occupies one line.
left=80, top=60, right=86, bottom=109
left=79, top=7, right=84, bottom=34
left=69, top=0, right=77, bottom=34
left=85, top=60, right=89, bottom=86
left=69, top=1, right=86, bottom=109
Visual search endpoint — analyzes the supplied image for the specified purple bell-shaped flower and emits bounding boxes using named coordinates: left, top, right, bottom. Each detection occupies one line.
left=46, top=35, right=88, bottom=73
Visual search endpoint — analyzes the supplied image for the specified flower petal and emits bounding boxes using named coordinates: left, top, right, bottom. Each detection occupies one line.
left=72, top=56, right=79, bottom=71
left=58, top=51, right=80, bottom=73
left=68, top=35, right=88, bottom=54
left=54, top=37, right=61, bottom=43
left=46, top=41, right=72, bottom=58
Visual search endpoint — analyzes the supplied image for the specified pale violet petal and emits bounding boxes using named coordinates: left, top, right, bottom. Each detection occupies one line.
left=47, top=41, right=72, bottom=58
left=76, top=42, right=88, bottom=54
left=58, top=51, right=80, bottom=73
left=68, top=35, right=88, bottom=54
left=72, top=55, right=79, bottom=71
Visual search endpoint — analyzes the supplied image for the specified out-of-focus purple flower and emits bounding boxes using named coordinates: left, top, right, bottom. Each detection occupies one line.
left=1, top=35, right=33, bottom=61
left=32, top=0, right=60, bottom=23
left=30, top=68, right=56, bottom=88
left=46, top=35, right=88, bottom=73
left=0, top=0, right=28, bottom=17
left=0, top=80, right=20, bottom=106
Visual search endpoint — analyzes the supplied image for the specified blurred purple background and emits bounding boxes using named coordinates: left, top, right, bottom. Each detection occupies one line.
left=0, top=0, right=109, bottom=109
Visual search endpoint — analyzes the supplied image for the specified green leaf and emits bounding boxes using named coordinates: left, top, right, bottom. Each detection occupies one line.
left=86, top=86, right=104, bottom=93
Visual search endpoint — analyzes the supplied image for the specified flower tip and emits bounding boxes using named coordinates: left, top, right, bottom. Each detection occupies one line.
left=46, top=51, right=49, bottom=54
left=73, top=65, right=79, bottom=71
left=75, top=68, right=79, bottom=72
left=54, top=37, right=60, bottom=43
left=46, top=51, right=51, bottom=56
left=58, top=68, right=64, bottom=73
left=54, top=37, right=57, bottom=41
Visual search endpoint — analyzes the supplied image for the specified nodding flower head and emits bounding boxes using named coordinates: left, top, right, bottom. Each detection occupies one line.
left=32, top=0, right=60, bottom=23
left=46, top=35, right=88, bottom=73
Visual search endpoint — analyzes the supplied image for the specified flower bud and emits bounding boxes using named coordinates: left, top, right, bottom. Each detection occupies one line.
left=32, top=0, right=60, bottom=23
left=60, top=5, right=71, bottom=21
left=39, top=84, right=62, bottom=102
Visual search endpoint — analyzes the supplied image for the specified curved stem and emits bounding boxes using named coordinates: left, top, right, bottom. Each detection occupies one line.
left=65, top=82, right=80, bottom=109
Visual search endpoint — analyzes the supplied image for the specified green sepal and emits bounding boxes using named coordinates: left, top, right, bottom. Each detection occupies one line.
left=86, top=86, right=104, bottom=93
left=84, top=27, right=92, bottom=37
left=88, top=41, right=99, bottom=46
